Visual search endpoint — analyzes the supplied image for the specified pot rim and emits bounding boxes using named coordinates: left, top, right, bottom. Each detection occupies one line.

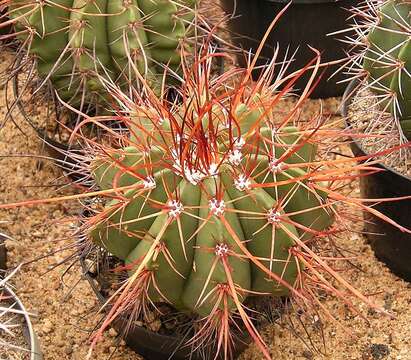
left=2, top=285, right=43, bottom=360
left=341, top=78, right=411, bottom=182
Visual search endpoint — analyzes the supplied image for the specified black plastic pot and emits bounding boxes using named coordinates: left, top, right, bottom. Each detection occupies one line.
left=341, top=79, right=411, bottom=281
left=0, top=10, right=11, bottom=36
left=220, top=0, right=357, bottom=98
left=80, top=254, right=251, bottom=360
left=0, top=234, right=6, bottom=270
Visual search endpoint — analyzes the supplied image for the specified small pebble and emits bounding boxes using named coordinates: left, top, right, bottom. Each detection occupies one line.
left=147, top=319, right=161, bottom=332
left=302, top=350, right=314, bottom=359
left=64, top=346, right=73, bottom=355
left=370, top=344, right=390, bottom=360
left=108, top=327, right=118, bottom=338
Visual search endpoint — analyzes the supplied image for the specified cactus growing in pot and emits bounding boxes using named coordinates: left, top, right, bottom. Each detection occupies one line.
left=364, top=0, right=411, bottom=140
left=1, top=37, right=407, bottom=359
left=90, top=109, right=334, bottom=306
left=341, top=0, right=411, bottom=281
left=2, top=0, right=198, bottom=110
left=0, top=266, right=43, bottom=359
left=345, top=0, right=411, bottom=141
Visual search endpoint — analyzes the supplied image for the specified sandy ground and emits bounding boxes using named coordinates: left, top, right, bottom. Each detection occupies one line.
left=1, top=24, right=411, bottom=360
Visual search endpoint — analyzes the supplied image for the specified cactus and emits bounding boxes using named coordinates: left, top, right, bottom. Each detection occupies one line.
left=349, top=0, right=411, bottom=140
left=3, top=0, right=198, bottom=109
left=90, top=118, right=334, bottom=307
left=80, top=44, right=346, bottom=358
left=79, top=44, right=409, bottom=358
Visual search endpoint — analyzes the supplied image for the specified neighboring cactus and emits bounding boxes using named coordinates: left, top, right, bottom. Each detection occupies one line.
left=3, top=0, right=198, bottom=108
left=0, top=266, right=42, bottom=359
left=348, top=0, right=411, bottom=140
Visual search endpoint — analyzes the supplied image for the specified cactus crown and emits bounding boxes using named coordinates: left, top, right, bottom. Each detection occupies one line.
left=347, top=0, right=411, bottom=141
left=4, top=0, right=197, bottom=109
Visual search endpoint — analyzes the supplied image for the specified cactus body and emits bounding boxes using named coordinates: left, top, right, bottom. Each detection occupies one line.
left=363, top=0, right=411, bottom=139
left=89, top=97, right=335, bottom=318
left=8, top=0, right=196, bottom=107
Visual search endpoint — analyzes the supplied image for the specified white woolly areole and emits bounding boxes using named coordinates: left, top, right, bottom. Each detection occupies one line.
left=143, top=176, right=156, bottom=189
left=228, top=149, right=242, bottom=166
left=171, top=148, right=219, bottom=184
left=234, top=174, right=251, bottom=191
left=267, top=208, right=282, bottom=224
left=209, top=198, right=226, bottom=216
left=168, top=200, right=184, bottom=218
left=215, top=243, right=229, bottom=257
left=269, top=157, right=284, bottom=173
left=184, top=167, right=205, bottom=185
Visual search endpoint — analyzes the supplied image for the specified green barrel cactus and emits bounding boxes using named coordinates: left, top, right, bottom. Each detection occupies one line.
left=7, top=0, right=197, bottom=107
left=361, top=0, right=411, bottom=139
left=87, top=93, right=335, bottom=322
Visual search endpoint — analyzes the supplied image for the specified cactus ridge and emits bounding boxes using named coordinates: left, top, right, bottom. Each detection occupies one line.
left=6, top=0, right=197, bottom=107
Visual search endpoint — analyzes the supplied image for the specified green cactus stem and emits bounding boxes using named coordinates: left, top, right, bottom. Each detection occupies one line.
left=362, top=0, right=411, bottom=139
left=7, top=0, right=197, bottom=108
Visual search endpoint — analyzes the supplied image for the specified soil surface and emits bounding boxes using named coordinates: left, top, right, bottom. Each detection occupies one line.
left=1, top=9, right=411, bottom=360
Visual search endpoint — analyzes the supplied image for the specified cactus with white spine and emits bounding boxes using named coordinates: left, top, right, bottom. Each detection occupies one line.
left=3, top=0, right=198, bottom=108
left=346, top=0, right=411, bottom=140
